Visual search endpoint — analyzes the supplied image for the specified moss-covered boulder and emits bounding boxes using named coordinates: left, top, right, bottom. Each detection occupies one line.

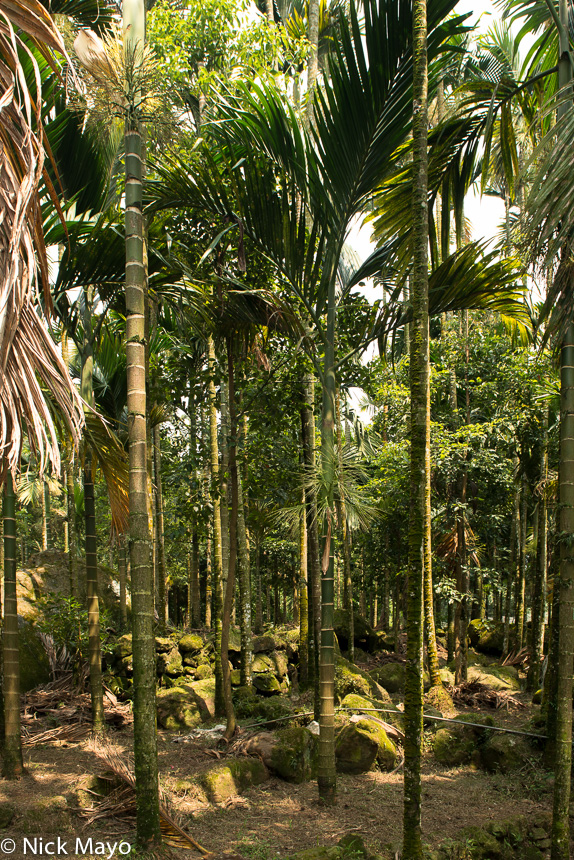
left=199, top=758, right=269, bottom=803
left=468, top=619, right=505, bottom=656
left=335, top=717, right=397, bottom=773
left=433, top=727, right=475, bottom=767
left=270, top=727, right=318, bottom=782
left=252, top=650, right=289, bottom=678
left=178, top=633, right=203, bottom=654
left=339, top=693, right=401, bottom=729
left=434, top=714, right=496, bottom=767
left=155, top=636, right=173, bottom=654
left=252, top=634, right=279, bottom=653
left=467, top=665, right=517, bottom=692
left=424, top=684, right=455, bottom=716
left=335, top=654, right=389, bottom=702
left=19, top=620, right=51, bottom=692
left=228, top=628, right=242, bottom=652
left=156, top=678, right=215, bottom=731
left=114, top=633, right=133, bottom=660
left=479, top=733, right=533, bottom=773
left=439, top=667, right=455, bottom=686
left=369, top=662, right=405, bottom=694
left=366, top=630, right=395, bottom=653
left=252, top=673, right=281, bottom=695
left=333, top=609, right=373, bottom=651
left=158, top=648, right=183, bottom=677
left=193, top=663, right=213, bottom=680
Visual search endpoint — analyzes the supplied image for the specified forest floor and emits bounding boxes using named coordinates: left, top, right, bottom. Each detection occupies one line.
left=0, top=686, right=563, bottom=860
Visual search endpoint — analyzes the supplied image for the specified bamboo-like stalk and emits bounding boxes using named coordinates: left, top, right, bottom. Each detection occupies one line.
left=336, top=388, right=354, bottom=663
left=208, top=337, right=224, bottom=716
left=153, top=424, right=168, bottom=631
left=222, top=337, right=238, bottom=738
left=528, top=408, right=548, bottom=691
left=403, top=0, right=428, bottom=852
left=3, top=473, right=22, bottom=778
left=299, top=494, right=309, bottom=687
left=123, top=0, right=161, bottom=841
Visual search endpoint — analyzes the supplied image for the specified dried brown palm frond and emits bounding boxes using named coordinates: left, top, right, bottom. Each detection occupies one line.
left=92, top=742, right=212, bottom=854
left=0, top=0, right=84, bottom=479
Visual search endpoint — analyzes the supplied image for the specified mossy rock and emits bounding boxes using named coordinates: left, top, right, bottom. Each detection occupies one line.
left=158, top=648, right=183, bottom=677
left=155, top=636, right=174, bottom=654
left=479, top=733, right=533, bottom=773
left=433, top=728, right=475, bottom=767
left=199, top=757, right=269, bottom=803
left=118, top=654, right=133, bottom=676
left=193, top=663, right=213, bottom=680
left=266, top=650, right=289, bottom=678
left=467, top=666, right=515, bottom=692
left=252, top=653, right=275, bottom=674
left=157, top=685, right=204, bottom=731
left=366, top=630, right=395, bottom=653
left=339, top=693, right=401, bottom=729
left=369, top=662, right=405, bottom=694
left=252, top=634, right=279, bottom=653
left=230, top=669, right=241, bottom=686
left=458, top=825, right=507, bottom=859
left=468, top=619, right=504, bottom=656
left=178, top=633, right=203, bottom=654
left=252, top=673, right=281, bottom=695
left=113, top=633, right=133, bottom=660
left=156, top=678, right=215, bottom=731
left=335, top=654, right=389, bottom=703
left=333, top=609, right=373, bottom=651
left=424, top=684, right=455, bottom=715
left=228, top=628, right=242, bottom=652
left=270, top=726, right=318, bottom=782
left=439, top=667, right=455, bottom=685
left=335, top=717, right=397, bottom=774
left=337, top=834, right=369, bottom=859
left=234, top=690, right=296, bottom=724
left=19, top=619, right=51, bottom=692
left=0, top=803, right=15, bottom=829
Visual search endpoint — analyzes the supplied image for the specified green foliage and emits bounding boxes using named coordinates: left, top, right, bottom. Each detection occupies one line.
left=36, top=593, right=114, bottom=666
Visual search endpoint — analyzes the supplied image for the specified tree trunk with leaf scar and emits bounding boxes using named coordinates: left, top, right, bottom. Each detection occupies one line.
left=301, top=372, right=321, bottom=717
left=222, top=337, right=239, bottom=739
left=3, top=473, right=22, bottom=779
left=208, top=336, right=224, bottom=716
left=404, top=0, right=428, bottom=852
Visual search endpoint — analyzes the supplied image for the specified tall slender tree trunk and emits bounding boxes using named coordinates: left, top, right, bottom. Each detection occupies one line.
left=237, top=435, right=252, bottom=685
left=318, top=299, right=337, bottom=805
left=301, top=373, right=321, bottom=716
left=528, top=409, right=548, bottom=691
left=153, top=425, right=167, bottom=631
left=208, top=337, right=224, bottom=716
left=42, top=478, right=50, bottom=550
left=81, top=289, right=104, bottom=735
left=336, top=388, right=354, bottom=663
left=119, top=534, right=128, bottom=630
left=516, top=470, right=528, bottom=650
left=3, top=473, right=22, bottom=778
left=404, top=0, right=428, bottom=853
left=222, top=338, right=238, bottom=739
left=220, top=378, right=230, bottom=600
left=299, top=496, right=309, bottom=687
left=552, top=8, right=574, bottom=852
left=123, top=0, right=161, bottom=841
left=65, top=447, right=77, bottom=597
left=254, top=533, right=263, bottom=634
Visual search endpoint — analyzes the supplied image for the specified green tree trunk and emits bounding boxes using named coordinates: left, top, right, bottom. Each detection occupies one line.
left=254, top=532, right=263, bottom=634
left=237, top=436, right=252, bottom=685
left=516, top=470, right=528, bottom=650
left=208, top=336, right=224, bottom=715
left=123, top=0, right=161, bottom=841
left=299, top=496, right=309, bottom=687
left=528, top=407, right=548, bottom=692
left=301, top=373, right=321, bottom=715
left=3, top=473, right=22, bottom=779
left=81, top=290, right=105, bottom=735
left=42, top=478, right=50, bottom=550
left=153, top=424, right=168, bottom=631
left=336, top=388, right=354, bottom=664
left=222, top=337, right=238, bottom=738
left=119, top=534, right=128, bottom=631
left=403, top=0, right=428, bottom=852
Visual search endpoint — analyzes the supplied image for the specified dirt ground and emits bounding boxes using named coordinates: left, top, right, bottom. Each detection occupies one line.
left=0, top=691, right=559, bottom=860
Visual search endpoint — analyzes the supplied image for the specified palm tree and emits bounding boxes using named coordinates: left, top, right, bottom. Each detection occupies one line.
left=403, top=0, right=428, bottom=854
